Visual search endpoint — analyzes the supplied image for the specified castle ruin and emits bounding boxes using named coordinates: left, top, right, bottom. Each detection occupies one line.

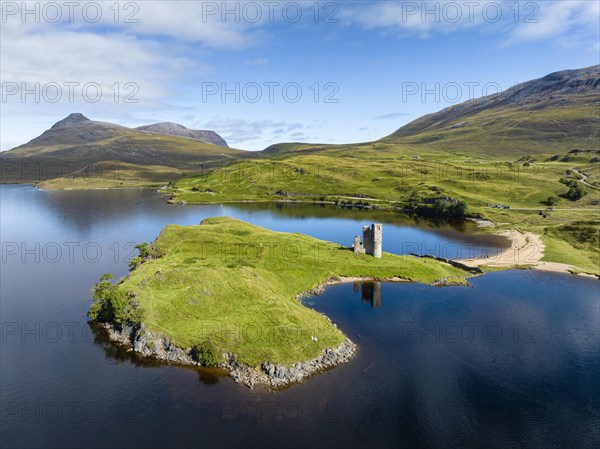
left=353, top=223, right=382, bottom=258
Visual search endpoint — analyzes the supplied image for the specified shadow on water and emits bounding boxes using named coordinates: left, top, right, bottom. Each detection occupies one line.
left=234, top=201, right=470, bottom=231
left=88, top=320, right=347, bottom=391
left=88, top=322, right=229, bottom=386
left=353, top=281, right=382, bottom=308
left=38, top=188, right=469, bottom=233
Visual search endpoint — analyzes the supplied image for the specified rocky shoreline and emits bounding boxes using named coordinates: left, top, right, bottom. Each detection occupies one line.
left=99, top=321, right=357, bottom=389
left=97, top=275, right=475, bottom=388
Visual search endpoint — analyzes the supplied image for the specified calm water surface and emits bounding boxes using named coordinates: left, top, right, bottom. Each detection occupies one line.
left=1, top=185, right=598, bottom=448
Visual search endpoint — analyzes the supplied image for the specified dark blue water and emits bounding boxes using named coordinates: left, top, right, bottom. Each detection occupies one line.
left=304, top=276, right=600, bottom=448
left=1, top=185, right=598, bottom=448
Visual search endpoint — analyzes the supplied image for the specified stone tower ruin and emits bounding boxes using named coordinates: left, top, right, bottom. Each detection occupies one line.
left=353, top=223, right=382, bottom=258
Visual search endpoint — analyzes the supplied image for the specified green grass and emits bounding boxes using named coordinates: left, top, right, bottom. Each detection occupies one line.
left=386, top=101, right=599, bottom=158
left=541, top=221, right=600, bottom=272
left=36, top=161, right=184, bottom=189
left=540, top=236, right=597, bottom=273
left=172, top=152, right=598, bottom=208
left=112, top=217, right=468, bottom=366
left=169, top=149, right=599, bottom=272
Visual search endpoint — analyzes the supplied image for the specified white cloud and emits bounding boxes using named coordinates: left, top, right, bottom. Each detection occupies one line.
left=0, top=1, right=273, bottom=115
left=0, top=7, right=220, bottom=149
left=0, top=24, right=215, bottom=127
left=504, top=1, right=600, bottom=47
left=245, top=58, right=269, bottom=66
left=119, top=2, right=266, bottom=49
left=339, top=0, right=599, bottom=47
left=197, top=117, right=306, bottom=147
left=338, top=0, right=488, bottom=37
left=375, top=112, right=411, bottom=120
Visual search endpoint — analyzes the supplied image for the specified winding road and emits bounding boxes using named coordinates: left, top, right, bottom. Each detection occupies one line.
left=570, top=167, right=599, bottom=191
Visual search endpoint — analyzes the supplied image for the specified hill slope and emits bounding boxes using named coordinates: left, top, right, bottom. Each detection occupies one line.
left=2, top=66, right=598, bottom=185
left=383, top=65, right=599, bottom=157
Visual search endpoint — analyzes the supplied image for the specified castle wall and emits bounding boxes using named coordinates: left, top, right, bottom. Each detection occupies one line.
left=353, top=235, right=364, bottom=254
left=353, top=224, right=382, bottom=258
left=362, top=225, right=373, bottom=256
left=372, top=224, right=382, bottom=258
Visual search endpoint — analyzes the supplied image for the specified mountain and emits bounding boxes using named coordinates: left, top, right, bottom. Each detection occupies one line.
left=15, top=113, right=129, bottom=151
left=0, top=113, right=245, bottom=185
left=136, top=122, right=228, bottom=147
left=7, top=113, right=230, bottom=155
left=384, top=65, right=600, bottom=157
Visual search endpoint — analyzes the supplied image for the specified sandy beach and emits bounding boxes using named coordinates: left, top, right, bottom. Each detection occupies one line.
left=462, top=229, right=597, bottom=278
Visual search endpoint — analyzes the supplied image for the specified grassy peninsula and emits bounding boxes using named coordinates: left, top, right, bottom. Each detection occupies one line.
left=88, top=217, right=468, bottom=369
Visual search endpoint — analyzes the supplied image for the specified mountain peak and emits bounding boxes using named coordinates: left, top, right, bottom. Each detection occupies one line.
left=51, top=113, right=90, bottom=129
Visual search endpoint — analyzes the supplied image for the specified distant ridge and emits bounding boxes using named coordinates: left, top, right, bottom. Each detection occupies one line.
left=136, top=122, right=228, bottom=147
left=18, top=113, right=130, bottom=148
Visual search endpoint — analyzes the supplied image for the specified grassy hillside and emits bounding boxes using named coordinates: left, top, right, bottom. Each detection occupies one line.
left=5, top=131, right=244, bottom=162
left=95, top=217, right=468, bottom=366
left=34, top=161, right=184, bottom=189
left=384, top=104, right=598, bottom=158
left=170, top=148, right=599, bottom=272
left=172, top=149, right=599, bottom=208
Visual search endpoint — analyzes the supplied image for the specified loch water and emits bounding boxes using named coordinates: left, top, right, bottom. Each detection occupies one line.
left=1, top=185, right=598, bottom=448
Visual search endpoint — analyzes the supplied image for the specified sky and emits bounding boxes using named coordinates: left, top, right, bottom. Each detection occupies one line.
left=1, top=0, right=599, bottom=151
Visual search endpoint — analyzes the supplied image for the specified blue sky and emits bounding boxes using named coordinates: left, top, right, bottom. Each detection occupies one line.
left=1, top=1, right=598, bottom=151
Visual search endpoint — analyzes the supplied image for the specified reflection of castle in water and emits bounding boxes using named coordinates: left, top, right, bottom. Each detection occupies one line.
left=353, top=281, right=381, bottom=308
